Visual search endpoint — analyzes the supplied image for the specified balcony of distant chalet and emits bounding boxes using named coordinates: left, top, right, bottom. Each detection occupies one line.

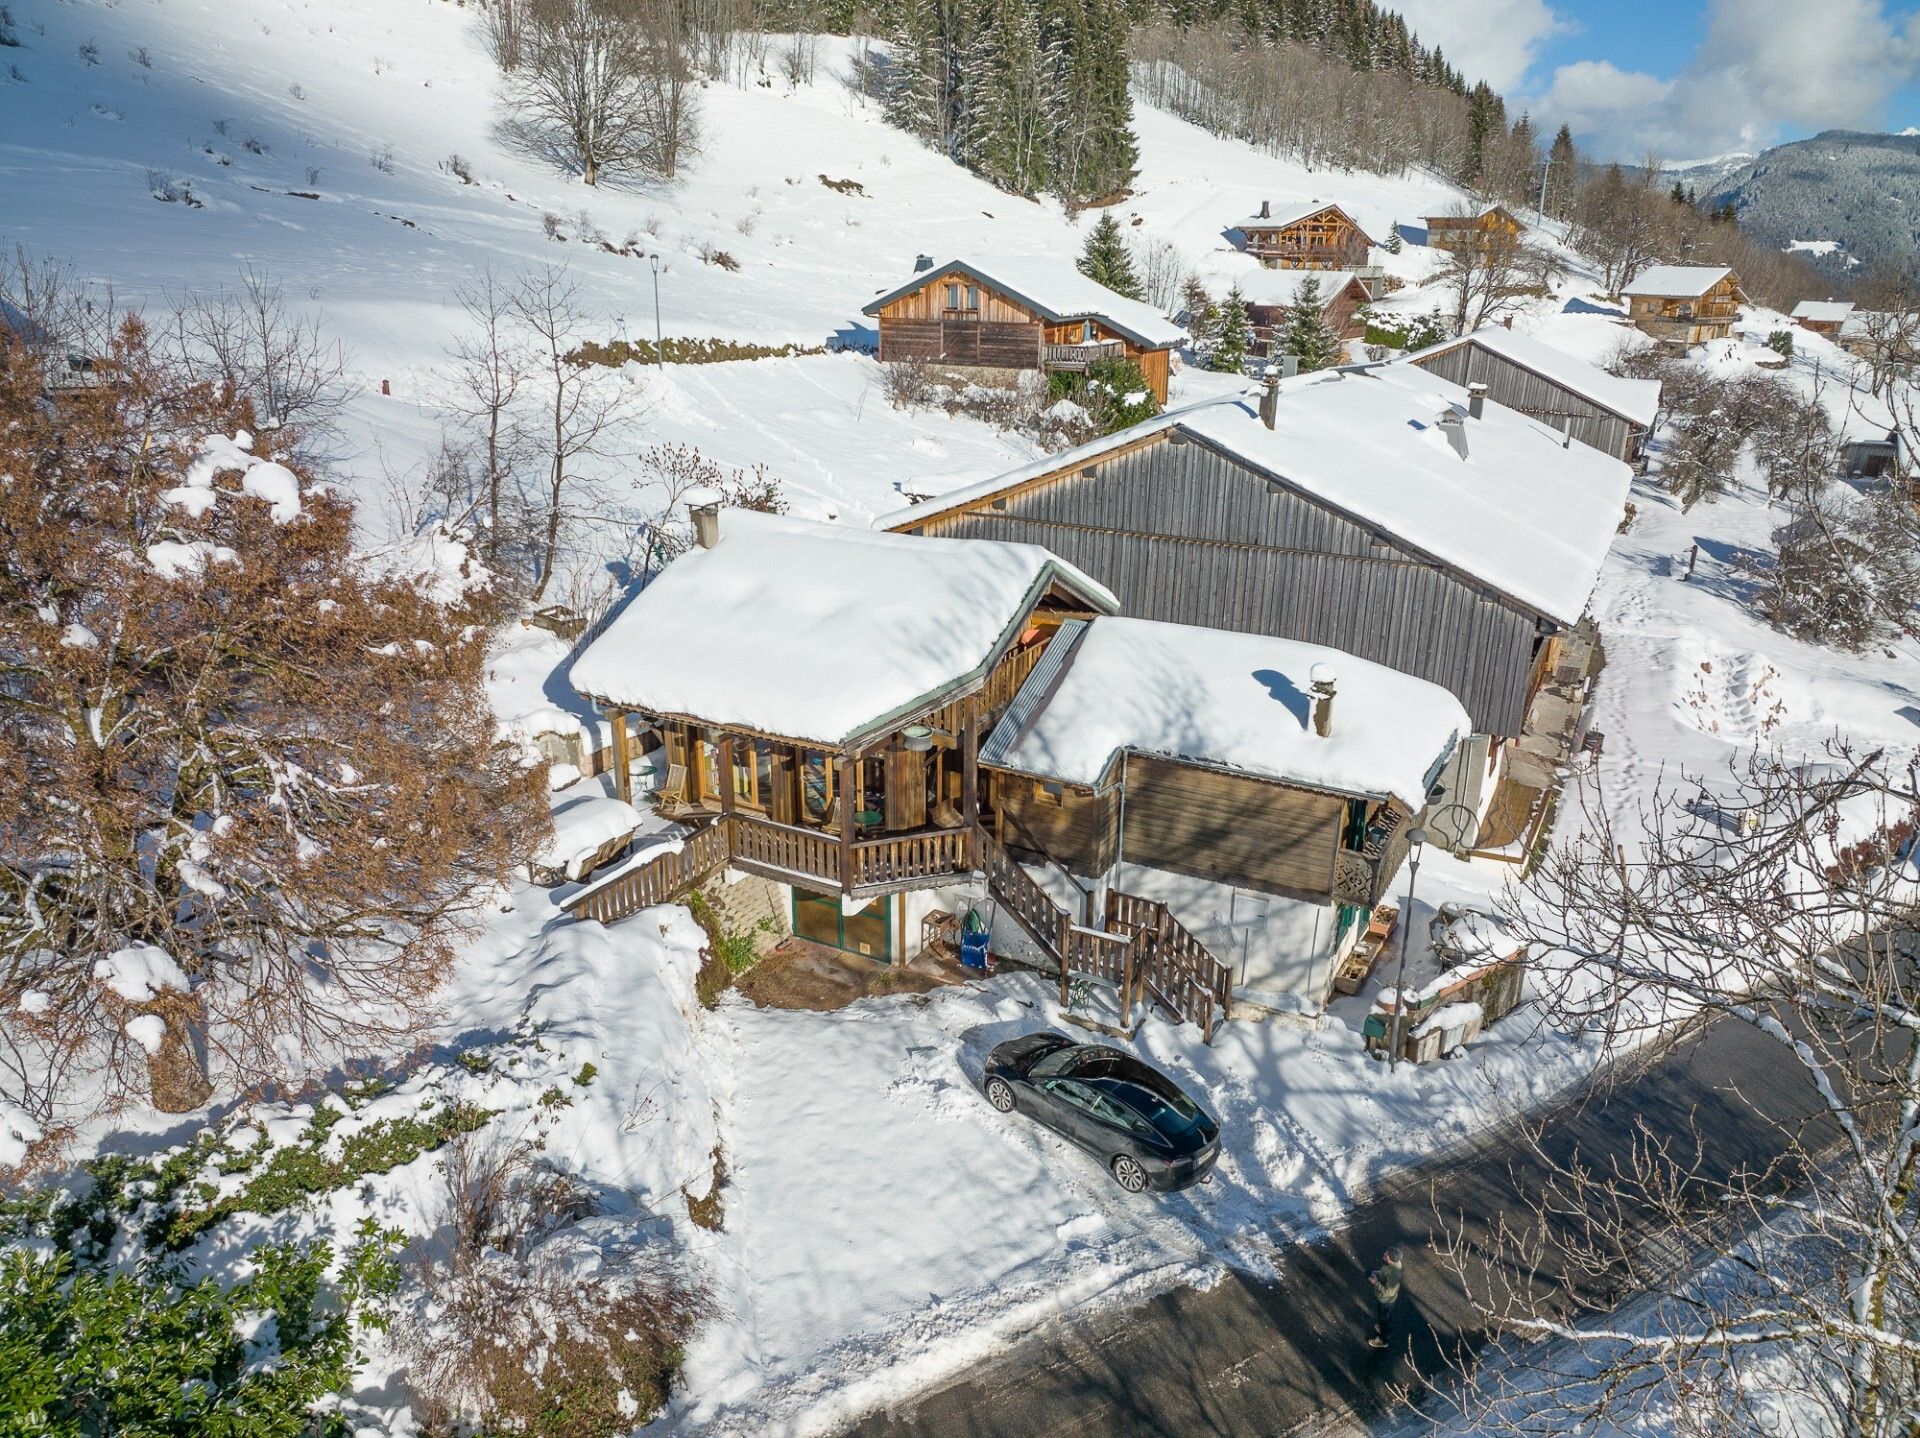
left=626, top=639, right=1045, bottom=900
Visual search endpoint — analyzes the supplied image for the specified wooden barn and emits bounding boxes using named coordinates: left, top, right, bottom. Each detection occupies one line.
left=1423, top=205, right=1525, bottom=251
left=1621, top=265, right=1746, bottom=344
left=1235, top=269, right=1374, bottom=352
left=1235, top=201, right=1375, bottom=270
left=1405, top=327, right=1662, bottom=464
left=1791, top=299, right=1855, bottom=338
left=861, top=255, right=1184, bottom=403
left=881, top=363, right=1632, bottom=850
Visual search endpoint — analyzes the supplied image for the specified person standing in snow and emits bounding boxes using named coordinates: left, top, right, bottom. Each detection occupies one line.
left=1367, top=1246, right=1404, bottom=1349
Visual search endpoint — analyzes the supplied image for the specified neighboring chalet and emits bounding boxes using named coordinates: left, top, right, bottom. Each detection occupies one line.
left=1423, top=205, right=1525, bottom=251
left=982, top=616, right=1468, bottom=1000
left=880, top=362, right=1632, bottom=851
left=1406, top=327, right=1663, bottom=464
left=1236, top=269, right=1374, bottom=352
left=862, top=255, right=1183, bottom=404
left=1791, top=299, right=1855, bottom=338
left=1236, top=201, right=1374, bottom=271
left=563, top=508, right=1459, bottom=1024
left=1621, top=265, right=1746, bottom=344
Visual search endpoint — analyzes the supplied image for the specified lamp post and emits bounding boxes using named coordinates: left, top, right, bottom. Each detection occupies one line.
left=1387, top=826, right=1428, bottom=1073
left=649, top=253, right=664, bottom=367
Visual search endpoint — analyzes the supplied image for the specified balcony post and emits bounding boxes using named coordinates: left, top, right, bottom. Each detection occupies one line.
left=838, top=750, right=857, bottom=894
left=609, top=708, right=632, bottom=804
left=717, top=734, right=736, bottom=819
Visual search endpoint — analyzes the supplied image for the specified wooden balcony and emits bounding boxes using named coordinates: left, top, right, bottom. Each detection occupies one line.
left=729, top=812, right=974, bottom=897
left=1245, top=241, right=1361, bottom=269
left=1042, top=340, right=1125, bottom=372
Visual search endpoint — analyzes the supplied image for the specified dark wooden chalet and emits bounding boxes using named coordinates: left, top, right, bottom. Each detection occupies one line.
left=1791, top=299, right=1854, bottom=338
left=1406, top=327, right=1663, bottom=464
left=862, top=256, right=1184, bottom=403
left=1236, top=201, right=1375, bottom=270
left=1236, top=269, right=1374, bottom=352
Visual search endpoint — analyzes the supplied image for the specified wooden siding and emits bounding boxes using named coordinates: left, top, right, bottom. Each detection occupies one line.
left=1121, top=757, right=1344, bottom=896
left=880, top=316, right=1042, bottom=368
left=1410, top=342, right=1643, bottom=462
left=998, top=778, right=1118, bottom=874
left=903, top=436, right=1545, bottom=736
left=875, top=278, right=1041, bottom=324
left=1242, top=208, right=1371, bottom=270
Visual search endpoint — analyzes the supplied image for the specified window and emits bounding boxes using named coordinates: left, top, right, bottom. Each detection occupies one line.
left=1031, top=1046, right=1078, bottom=1079
left=1082, top=320, right=1096, bottom=343
left=945, top=282, right=961, bottom=309
left=801, top=751, right=835, bottom=822
left=966, top=285, right=980, bottom=311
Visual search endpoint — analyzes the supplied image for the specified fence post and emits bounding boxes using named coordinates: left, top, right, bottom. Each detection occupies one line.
left=1120, top=933, right=1135, bottom=1029
left=1057, top=912, right=1071, bottom=1006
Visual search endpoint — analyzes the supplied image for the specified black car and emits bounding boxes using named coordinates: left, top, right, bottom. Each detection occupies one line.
left=982, top=1033, right=1221, bottom=1193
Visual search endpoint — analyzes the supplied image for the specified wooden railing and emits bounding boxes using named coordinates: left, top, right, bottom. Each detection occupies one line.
left=1104, top=890, right=1233, bottom=1042
left=1064, top=922, right=1134, bottom=992
left=729, top=813, right=842, bottom=885
left=980, top=640, right=1048, bottom=724
left=1041, top=341, right=1124, bottom=370
left=561, top=823, right=730, bottom=923
left=852, top=827, right=972, bottom=888
left=978, top=827, right=1067, bottom=967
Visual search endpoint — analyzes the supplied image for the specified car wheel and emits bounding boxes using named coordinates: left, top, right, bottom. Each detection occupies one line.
left=986, top=1077, right=1017, bottom=1113
left=1111, top=1155, right=1149, bottom=1193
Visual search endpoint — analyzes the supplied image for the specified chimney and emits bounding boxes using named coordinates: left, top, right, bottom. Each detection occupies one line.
left=1437, top=411, right=1469, bottom=460
left=1259, top=199, right=1271, bottom=219
left=913, top=253, right=933, bottom=272
left=690, top=499, right=721, bottom=549
left=1467, top=381, right=1488, bottom=420
left=1259, top=369, right=1280, bottom=429
left=1309, top=663, right=1338, bottom=738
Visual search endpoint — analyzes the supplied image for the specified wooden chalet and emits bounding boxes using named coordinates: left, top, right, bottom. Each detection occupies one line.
left=1235, top=269, right=1373, bottom=353
left=1423, top=205, right=1525, bottom=251
left=1236, top=201, right=1374, bottom=271
left=862, top=255, right=1184, bottom=404
left=881, top=363, right=1632, bottom=851
left=1791, top=299, right=1855, bottom=338
left=981, top=616, right=1468, bottom=1002
left=1406, top=327, right=1663, bottom=464
left=1621, top=265, right=1746, bottom=344
left=565, top=509, right=1255, bottom=1032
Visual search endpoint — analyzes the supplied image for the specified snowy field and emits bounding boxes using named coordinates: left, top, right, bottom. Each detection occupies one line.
left=9, top=0, right=1920, bottom=1433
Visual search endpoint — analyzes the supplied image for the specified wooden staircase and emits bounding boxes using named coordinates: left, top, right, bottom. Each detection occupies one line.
left=564, top=820, right=1235, bottom=1040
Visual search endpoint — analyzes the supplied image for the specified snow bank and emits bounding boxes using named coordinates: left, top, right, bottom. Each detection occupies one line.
left=533, top=794, right=644, bottom=881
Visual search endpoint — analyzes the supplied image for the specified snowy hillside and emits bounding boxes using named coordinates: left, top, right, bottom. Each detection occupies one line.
left=0, top=0, right=1474, bottom=539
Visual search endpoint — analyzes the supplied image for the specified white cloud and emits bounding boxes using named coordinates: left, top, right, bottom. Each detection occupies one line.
left=1391, top=0, right=1569, bottom=93
left=1537, top=0, right=1920, bottom=160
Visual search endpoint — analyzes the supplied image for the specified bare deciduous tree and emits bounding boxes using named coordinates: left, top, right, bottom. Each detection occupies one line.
left=509, top=264, right=633, bottom=600
left=166, top=263, right=353, bottom=451
left=0, top=319, right=543, bottom=1128
left=496, top=0, right=702, bottom=186
left=1445, top=744, right=1920, bottom=1438
left=449, top=266, right=531, bottom=564
left=1439, top=216, right=1528, bottom=336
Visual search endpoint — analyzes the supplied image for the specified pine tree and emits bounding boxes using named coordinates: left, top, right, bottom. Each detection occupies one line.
left=1670, top=181, right=1688, bottom=206
left=1078, top=212, right=1143, bottom=298
left=1384, top=219, right=1403, bottom=254
left=1545, top=124, right=1577, bottom=217
left=1180, top=275, right=1220, bottom=348
left=1212, top=287, right=1250, bottom=373
left=1280, top=276, right=1343, bottom=372
left=970, top=0, right=1051, bottom=193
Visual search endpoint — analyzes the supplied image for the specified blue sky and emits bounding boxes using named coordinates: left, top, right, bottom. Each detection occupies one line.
left=1392, top=0, right=1920, bottom=161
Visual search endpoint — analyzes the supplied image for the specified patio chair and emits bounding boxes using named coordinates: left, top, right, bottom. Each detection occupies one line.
left=651, top=762, right=691, bottom=815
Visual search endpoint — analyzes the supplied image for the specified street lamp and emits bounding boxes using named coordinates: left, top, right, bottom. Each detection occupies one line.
left=649, top=253, right=664, bottom=367
left=1387, top=826, right=1429, bottom=1073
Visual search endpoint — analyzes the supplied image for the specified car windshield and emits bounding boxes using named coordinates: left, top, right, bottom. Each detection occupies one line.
left=1029, top=1045, right=1081, bottom=1079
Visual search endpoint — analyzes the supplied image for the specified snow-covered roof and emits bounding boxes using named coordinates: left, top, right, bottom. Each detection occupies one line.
left=861, top=256, right=1185, bottom=350
left=981, top=617, right=1468, bottom=809
left=1425, top=203, right=1520, bottom=223
left=1406, top=327, right=1663, bottom=426
left=1237, top=200, right=1366, bottom=236
left=569, top=510, right=1118, bottom=748
left=1230, top=269, right=1364, bottom=308
left=1621, top=265, right=1736, bottom=298
left=1792, top=300, right=1855, bottom=323
left=882, top=365, right=1632, bottom=626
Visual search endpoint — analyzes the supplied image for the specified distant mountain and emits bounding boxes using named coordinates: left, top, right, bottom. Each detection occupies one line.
left=1698, top=130, right=1920, bottom=280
